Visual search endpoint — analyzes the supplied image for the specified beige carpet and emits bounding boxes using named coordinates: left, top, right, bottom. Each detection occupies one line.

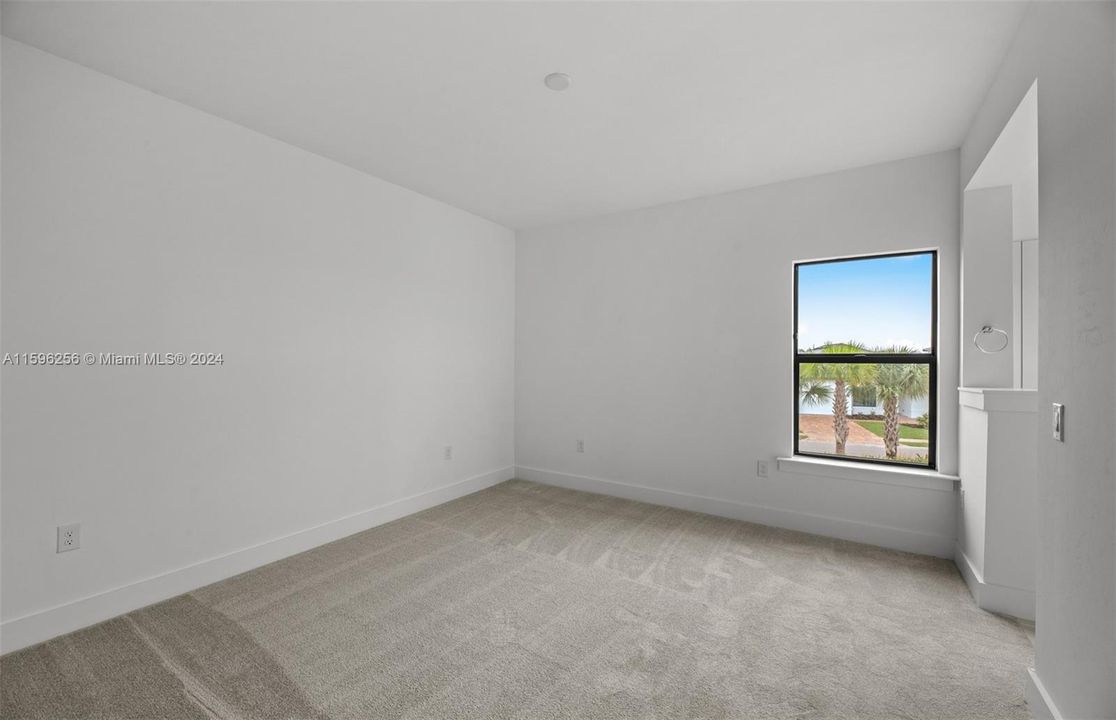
left=1, top=480, right=1033, bottom=719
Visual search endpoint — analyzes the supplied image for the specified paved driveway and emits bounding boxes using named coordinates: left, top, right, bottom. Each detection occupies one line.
left=798, top=414, right=880, bottom=444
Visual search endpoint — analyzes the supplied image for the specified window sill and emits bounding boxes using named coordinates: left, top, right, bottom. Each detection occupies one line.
left=776, top=456, right=959, bottom=492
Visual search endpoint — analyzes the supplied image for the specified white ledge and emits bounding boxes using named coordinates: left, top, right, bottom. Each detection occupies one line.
left=777, top=456, right=959, bottom=492
left=958, top=387, right=1038, bottom=413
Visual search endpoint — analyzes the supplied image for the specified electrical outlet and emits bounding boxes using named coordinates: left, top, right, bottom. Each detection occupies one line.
left=576, top=439, right=585, bottom=453
left=57, top=523, right=81, bottom=553
left=444, top=445, right=453, bottom=460
left=756, top=461, right=769, bottom=478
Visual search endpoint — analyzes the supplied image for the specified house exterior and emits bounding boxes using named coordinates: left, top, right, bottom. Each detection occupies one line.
left=798, top=381, right=929, bottom=419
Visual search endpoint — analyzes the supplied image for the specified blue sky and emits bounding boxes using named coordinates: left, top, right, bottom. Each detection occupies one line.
left=797, top=253, right=933, bottom=351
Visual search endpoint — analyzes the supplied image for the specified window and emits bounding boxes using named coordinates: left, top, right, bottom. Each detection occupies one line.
left=794, top=251, right=937, bottom=468
left=850, top=386, right=877, bottom=409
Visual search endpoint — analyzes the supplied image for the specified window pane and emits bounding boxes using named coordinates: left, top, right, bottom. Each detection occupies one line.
left=797, top=253, right=933, bottom=353
left=798, top=361, right=930, bottom=466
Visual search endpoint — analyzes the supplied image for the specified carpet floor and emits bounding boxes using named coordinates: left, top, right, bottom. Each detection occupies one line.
left=1, top=480, right=1033, bottom=719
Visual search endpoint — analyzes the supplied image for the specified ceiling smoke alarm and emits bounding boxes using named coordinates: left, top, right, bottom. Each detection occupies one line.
left=544, top=73, right=571, bottom=91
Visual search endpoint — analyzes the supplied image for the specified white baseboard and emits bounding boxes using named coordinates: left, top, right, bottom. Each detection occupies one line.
left=954, top=545, right=984, bottom=596
left=1027, top=668, right=1065, bottom=720
left=0, top=467, right=514, bottom=655
left=515, top=465, right=954, bottom=558
left=955, top=545, right=1035, bottom=621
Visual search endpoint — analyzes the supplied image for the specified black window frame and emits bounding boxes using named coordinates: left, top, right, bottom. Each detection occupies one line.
left=793, top=249, right=938, bottom=470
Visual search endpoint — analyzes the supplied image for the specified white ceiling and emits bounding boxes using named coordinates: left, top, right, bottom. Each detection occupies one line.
left=1, top=1, right=1027, bottom=229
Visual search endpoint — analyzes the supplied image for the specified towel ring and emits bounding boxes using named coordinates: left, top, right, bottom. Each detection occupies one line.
left=973, top=325, right=1009, bottom=354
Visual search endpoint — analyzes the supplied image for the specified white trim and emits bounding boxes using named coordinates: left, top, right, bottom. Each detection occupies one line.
left=777, top=456, right=958, bottom=492
left=516, top=465, right=954, bottom=558
left=1027, top=668, right=1065, bottom=720
left=0, top=467, right=515, bottom=655
left=955, top=545, right=1035, bottom=621
left=979, top=580, right=1036, bottom=622
left=955, top=544, right=983, bottom=591
left=958, top=387, right=1038, bottom=413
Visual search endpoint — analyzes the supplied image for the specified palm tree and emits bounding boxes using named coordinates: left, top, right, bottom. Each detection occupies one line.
left=799, top=342, right=875, bottom=455
left=798, top=380, right=832, bottom=408
left=873, top=349, right=930, bottom=459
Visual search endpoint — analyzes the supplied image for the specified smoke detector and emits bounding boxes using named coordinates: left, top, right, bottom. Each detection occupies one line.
left=544, top=73, right=571, bottom=92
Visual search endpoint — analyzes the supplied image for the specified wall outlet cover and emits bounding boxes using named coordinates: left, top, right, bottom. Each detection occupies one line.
left=57, top=523, right=81, bottom=553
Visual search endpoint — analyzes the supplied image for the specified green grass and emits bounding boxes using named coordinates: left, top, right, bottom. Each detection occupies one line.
left=857, top=453, right=930, bottom=466
left=855, top=420, right=928, bottom=442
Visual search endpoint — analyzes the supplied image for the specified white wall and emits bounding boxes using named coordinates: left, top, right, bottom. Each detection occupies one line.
left=983, top=400, right=1038, bottom=612
left=957, top=405, right=989, bottom=576
left=516, top=151, right=960, bottom=558
left=960, top=185, right=1015, bottom=388
left=955, top=388, right=1038, bottom=621
left=961, top=3, right=1116, bottom=718
left=1013, top=238, right=1039, bottom=390
left=0, top=40, right=516, bottom=651
left=964, top=81, right=1039, bottom=392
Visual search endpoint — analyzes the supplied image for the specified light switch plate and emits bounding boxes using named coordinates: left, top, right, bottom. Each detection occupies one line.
left=1052, top=403, right=1064, bottom=442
